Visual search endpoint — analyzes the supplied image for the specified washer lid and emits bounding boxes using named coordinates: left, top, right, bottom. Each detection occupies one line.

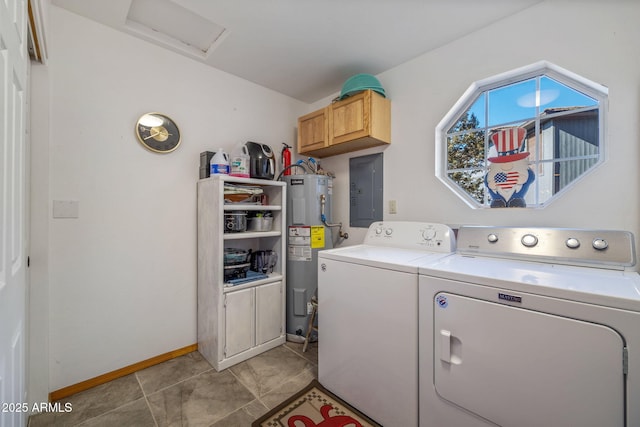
left=419, top=254, right=640, bottom=311
left=319, top=245, right=452, bottom=273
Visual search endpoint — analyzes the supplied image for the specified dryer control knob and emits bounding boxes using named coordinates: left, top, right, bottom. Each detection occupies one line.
left=487, top=233, right=498, bottom=243
left=566, top=238, right=580, bottom=249
left=593, top=238, right=609, bottom=250
left=385, top=228, right=393, bottom=236
left=521, top=234, right=538, bottom=247
left=375, top=227, right=383, bottom=235
left=422, top=229, right=437, bottom=241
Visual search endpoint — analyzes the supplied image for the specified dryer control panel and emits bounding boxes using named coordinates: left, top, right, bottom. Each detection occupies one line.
left=364, top=221, right=456, bottom=252
left=457, top=226, right=636, bottom=269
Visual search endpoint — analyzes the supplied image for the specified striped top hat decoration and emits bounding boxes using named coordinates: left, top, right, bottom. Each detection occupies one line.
left=488, top=127, right=529, bottom=163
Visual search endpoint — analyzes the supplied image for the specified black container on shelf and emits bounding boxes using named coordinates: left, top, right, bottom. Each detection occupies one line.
left=200, top=151, right=215, bottom=179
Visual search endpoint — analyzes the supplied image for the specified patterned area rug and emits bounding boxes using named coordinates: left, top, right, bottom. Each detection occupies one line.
left=253, top=380, right=381, bottom=427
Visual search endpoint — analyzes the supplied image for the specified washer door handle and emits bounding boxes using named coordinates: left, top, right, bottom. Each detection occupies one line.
left=440, top=329, right=451, bottom=363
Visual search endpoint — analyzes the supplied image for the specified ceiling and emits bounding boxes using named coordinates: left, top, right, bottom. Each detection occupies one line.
left=50, top=0, right=542, bottom=103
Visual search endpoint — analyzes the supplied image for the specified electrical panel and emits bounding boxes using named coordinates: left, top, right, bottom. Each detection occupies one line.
left=349, top=153, right=383, bottom=227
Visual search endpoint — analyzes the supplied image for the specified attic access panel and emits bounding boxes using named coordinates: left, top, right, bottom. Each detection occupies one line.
left=350, top=153, right=383, bottom=228
left=126, top=0, right=227, bottom=58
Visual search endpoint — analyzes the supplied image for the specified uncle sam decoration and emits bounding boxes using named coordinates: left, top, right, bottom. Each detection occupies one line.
left=484, top=127, right=535, bottom=208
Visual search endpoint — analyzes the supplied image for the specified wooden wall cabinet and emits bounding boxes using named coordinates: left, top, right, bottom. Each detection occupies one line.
left=297, top=108, right=327, bottom=154
left=197, top=175, right=286, bottom=371
left=297, top=89, right=391, bottom=158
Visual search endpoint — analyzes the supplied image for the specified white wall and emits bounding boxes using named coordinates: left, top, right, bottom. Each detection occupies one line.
left=317, top=1, right=640, bottom=248
left=32, top=6, right=306, bottom=391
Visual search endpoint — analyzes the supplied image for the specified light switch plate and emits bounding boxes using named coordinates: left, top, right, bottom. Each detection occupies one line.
left=389, top=200, right=397, bottom=214
left=53, top=200, right=79, bottom=218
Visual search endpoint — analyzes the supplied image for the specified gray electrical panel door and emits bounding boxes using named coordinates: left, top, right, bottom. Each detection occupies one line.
left=350, top=153, right=383, bottom=227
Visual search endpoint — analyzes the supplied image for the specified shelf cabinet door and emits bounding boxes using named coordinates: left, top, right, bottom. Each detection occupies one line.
left=256, top=281, right=283, bottom=345
left=297, top=107, right=328, bottom=153
left=224, top=288, right=255, bottom=358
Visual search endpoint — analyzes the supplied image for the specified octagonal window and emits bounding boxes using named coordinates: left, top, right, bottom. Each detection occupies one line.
left=436, top=61, right=608, bottom=208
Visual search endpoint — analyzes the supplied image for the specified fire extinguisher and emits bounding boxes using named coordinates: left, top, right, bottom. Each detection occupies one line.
left=281, top=143, right=292, bottom=176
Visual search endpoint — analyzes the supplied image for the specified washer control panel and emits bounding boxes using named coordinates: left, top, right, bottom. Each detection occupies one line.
left=457, top=226, right=636, bottom=269
left=365, top=221, right=456, bottom=252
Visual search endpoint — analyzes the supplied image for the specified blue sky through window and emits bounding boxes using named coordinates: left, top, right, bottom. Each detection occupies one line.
left=467, top=76, right=598, bottom=129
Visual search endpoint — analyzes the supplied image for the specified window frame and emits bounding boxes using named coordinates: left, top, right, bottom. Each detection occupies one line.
left=435, top=61, right=608, bottom=208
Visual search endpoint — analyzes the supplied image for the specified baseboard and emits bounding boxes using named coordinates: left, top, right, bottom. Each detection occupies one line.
left=49, top=343, right=198, bottom=402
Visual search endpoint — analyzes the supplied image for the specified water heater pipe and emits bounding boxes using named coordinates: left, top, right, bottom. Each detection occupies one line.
left=276, top=162, right=309, bottom=181
left=320, top=194, right=348, bottom=239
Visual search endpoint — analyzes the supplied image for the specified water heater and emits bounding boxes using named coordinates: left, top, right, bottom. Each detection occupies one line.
left=284, top=174, right=334, bottom=342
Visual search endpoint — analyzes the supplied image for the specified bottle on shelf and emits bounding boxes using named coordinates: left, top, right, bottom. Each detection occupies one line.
left=229, top=143, right=250, bottom=178
left=210, top=149, right=230, bottom=175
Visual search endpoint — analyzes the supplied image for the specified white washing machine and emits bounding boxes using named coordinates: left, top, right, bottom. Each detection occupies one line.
left=419, top=226, right=640, bottom=427
left=318, top=221, right=455, bottom=427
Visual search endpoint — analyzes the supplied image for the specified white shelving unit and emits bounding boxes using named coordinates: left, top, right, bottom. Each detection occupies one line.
left=197, top=175, right=287, bottom=371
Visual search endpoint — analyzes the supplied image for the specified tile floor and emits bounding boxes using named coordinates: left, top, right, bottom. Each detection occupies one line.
left=29, top=341, right=318, bottom=427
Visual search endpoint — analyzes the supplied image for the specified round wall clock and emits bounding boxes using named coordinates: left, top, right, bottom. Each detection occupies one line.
left=135, top=112, right=181, bottom=153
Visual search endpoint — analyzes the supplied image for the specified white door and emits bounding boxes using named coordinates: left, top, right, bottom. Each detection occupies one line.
left=0, top=0, right=29, bottom=426
left=224, top=288, right=254, bottom=358
left=255, top=281, right=282, bottom=345
left=433, top=292, right=625, bottom=427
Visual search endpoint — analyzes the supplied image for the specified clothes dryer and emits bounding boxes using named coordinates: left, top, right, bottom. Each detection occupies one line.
left=418, top=226, right=640, bottom=427
left=318, top=221, right=455, bottom=427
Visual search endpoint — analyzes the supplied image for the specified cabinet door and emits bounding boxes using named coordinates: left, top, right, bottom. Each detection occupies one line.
left=298, top=108, right=327, bottom=154
left=256, top=281, right=283, bottom=345
left=330, top=90, right=369, bottom=145
left=224, top=288, right=255, bottom=358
